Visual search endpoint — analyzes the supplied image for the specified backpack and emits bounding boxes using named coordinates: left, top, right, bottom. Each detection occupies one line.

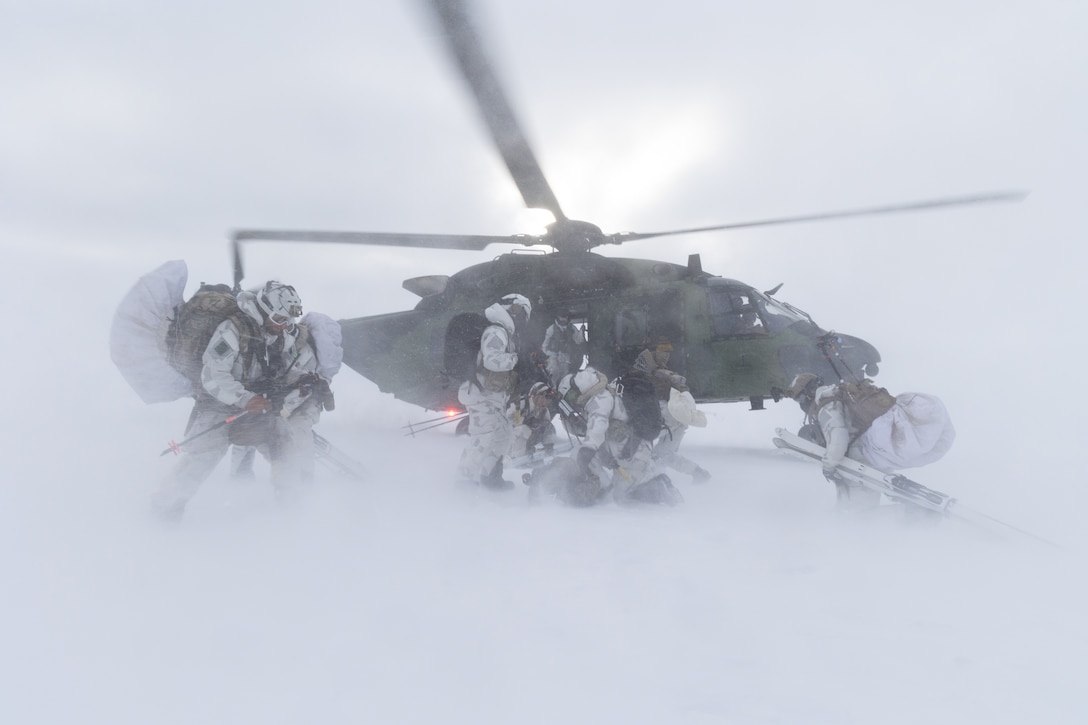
left=442, top=312, right=491, bottom=385
left=839, top=379, right=897, bottom=436
left=165, top=283, right=262, bottom=388
left=616, top=371, right=664, bottom=442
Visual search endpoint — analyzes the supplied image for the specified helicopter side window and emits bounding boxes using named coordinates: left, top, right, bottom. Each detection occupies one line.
left=709, top=290, right=767, bottom=338
left=614, top=307, right=650, bottom=349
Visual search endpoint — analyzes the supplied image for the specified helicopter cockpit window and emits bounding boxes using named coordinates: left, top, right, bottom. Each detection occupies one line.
left=752, top=292, right=809, bottom=333
left=708, top=289, right=767, bottom=338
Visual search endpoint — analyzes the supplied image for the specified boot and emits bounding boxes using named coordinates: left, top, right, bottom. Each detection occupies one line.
left=479, top=459, right=514, bottom=491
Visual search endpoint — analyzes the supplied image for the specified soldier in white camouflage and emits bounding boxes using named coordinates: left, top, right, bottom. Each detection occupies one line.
left=152, top=281, right=328, bottom=520
left=554, top=367, right=681, bottom=506
left=457, top=294, right=531, bottom=490
left=785, top=373, right=881, bottom=511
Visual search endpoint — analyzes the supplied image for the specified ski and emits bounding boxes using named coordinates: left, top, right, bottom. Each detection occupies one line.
left=772, top=428, right=1058, bottom=546
left=313, top=431, right=366, bottom=480
left=772, top=429, right=951, bottom=513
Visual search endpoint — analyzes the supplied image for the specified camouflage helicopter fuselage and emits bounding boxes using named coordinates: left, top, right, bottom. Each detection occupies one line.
left=338, top=251, right=879, bottom=412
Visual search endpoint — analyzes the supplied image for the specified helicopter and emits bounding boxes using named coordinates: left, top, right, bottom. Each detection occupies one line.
left=229, top=0, right=1023, bottom=415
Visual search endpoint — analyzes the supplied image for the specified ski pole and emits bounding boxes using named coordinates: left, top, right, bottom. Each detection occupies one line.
left=160, top=411, right=250, bottom=456
left=401, top=411, right=468, bottom=428
left=403, top=413, right=468, bottom=437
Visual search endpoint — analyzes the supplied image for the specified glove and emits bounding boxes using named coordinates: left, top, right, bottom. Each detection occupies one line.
left=296, top=372, right=318, bottom=398
left=822, top=461, right=843, bottom=483
left=243, top=395, right=272, bottom=415
left=314, top=376, right=335, bottom=411
left=295, top=373, right=335, bottom=412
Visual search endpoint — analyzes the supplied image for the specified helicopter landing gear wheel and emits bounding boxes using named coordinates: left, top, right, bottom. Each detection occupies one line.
left=864, top=362, right=879, bottom=376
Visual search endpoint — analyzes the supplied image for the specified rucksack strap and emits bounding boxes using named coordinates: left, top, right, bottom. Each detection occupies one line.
left=575, top=371, right=610, bottom=408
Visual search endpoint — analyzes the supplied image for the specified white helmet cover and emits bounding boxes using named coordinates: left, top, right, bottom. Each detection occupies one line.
left=557, top=368, right=598, bottom=402
left=257, top=281, right=303, bottom=321
left=499, top=293, right=532, bottom=320
left=572, top=368, right=599, bottom=393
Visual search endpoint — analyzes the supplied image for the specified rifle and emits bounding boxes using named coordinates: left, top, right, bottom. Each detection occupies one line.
left=251, top=371, right=334, bottom=412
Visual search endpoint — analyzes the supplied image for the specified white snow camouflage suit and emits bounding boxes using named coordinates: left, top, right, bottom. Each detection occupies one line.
left=569, top=369, right=659, bottom=503
left=152, top=290, right=324, bottom=518
left=457, top=302, right=520, bottom=485
left=811, top=382, right=955, bottom=510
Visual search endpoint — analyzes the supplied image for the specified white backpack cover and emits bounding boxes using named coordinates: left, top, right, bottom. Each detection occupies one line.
left=859, top=393, right=956, bottom=470
left=110, top=260, right=194, bottom=403
left=667, top=387, right=707, bottom=428
left=300, top=311, right=344, bottom=381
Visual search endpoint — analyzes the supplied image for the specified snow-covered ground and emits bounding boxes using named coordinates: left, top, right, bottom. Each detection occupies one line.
left=3, top=0, right=1087, bottom=722
left=3, top=285, right=1085, bottom=723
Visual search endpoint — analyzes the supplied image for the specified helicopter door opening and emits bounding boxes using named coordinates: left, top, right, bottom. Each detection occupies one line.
left=596, top=292, right=685, bottom=378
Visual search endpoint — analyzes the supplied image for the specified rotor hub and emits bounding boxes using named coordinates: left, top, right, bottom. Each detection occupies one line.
left=546, top=219, right=607, bottom=254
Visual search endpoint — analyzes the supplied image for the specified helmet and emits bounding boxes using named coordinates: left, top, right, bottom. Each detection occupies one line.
left=257, top=281, right=303, bottom=324
left=786, top=373, right=821, bottom=400
left=528, top=382, right=553, bottom=411
left=529, top=382, right=552, bottom=398
left=499, top=293, right=532, bottom=321
left=572, top=368, right=599, bottom=393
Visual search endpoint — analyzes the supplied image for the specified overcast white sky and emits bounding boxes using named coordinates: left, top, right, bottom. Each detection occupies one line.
left=3, top=0, right=1083, bottom=428
left=0, top=0, right=1082, bottom=431
left=3, top=0, right=1083, bottom=291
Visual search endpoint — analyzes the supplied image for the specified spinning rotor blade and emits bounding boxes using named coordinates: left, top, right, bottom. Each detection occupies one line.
left=424, top=0, right=566, bottom=220
left=605, top=191, right=1028, bottom=245
left=230, top=228, right=542, bottom=287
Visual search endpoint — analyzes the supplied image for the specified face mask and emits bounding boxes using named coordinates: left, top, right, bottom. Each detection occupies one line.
left=507, top=305, right=527, bottom=326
